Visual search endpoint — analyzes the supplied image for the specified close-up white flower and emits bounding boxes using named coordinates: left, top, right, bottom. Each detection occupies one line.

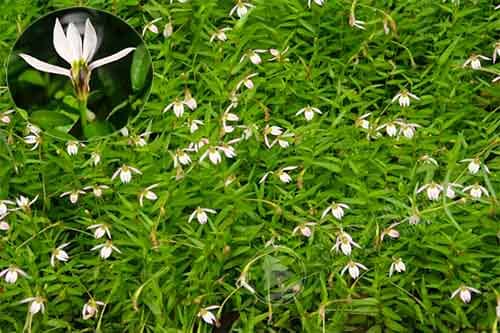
left=60, top=189, right=86, bottom=204
left=139, top=184, right=159, bottom=207
left=389, top=258, right=406, bottom=277
left=142, top=18, right=162, bottom=36
left=50, top=243, right=70, bottom=267
left=87, top=223, right=112, bottom=239
left=20, top=296, right=46, bottom=315
left=292, top=222, right=316, bottom=237
left=332, top=231, right=360, bottom=256
left=296, top=105, right=322, bottom=121
left=395, top=121, right=421, bottom=139
left=341, top=260, right=367, bottom=279
left=463, top=54, right=490, bottom=69
left=24, top=133, right=42, bottom=150
left=83, top=184, right=109, bottom=198
left=349, top=13, right=366, bottom=30
left=460, top=158, right=489, bottom=175
left=463, top=183, right=489, bottom=199
left=355, top=113, right=371, bottom=129
left=451, top=285, right=480, bottom=304
left=444, top=183, right=463, bottom=199
left=163, top=98, right=186, bottom=118
left=240, top=49, right=267, bottom=64
left=236, top=73, right=258, bottom=90
left=0, top=109, right=14, bottom=124
left=198, top=305, right=220, bottom=325
left=173, top=149, right=192, bottom=168
left=0, top=265, right=28, bottom=284
left=66, top=140, right=83, bottom=155
left=210, top=27, right=231, bottom=42
left=111, top=165, right=142, bottom=183
left=183, top=89, right=197, bottom=110
left=308, top=0, right=325, bottom=8
left=0, top=199, right=15, bottom=216
left=200, top=146, right=222, bottom=165
left=18, top=18, right=135, bottom=101
left=188, top=119, right=204, bottom=133
left=82, top=299, right=105, bottom=320
left=91, top=240, right=121, bottom=259
left=16, top=195, right=38, bottom=211
left=380, top=222, right=401, bottom=242
left=392, top=90, right=419, bottom=107
left=268, top=46, right=289, bottom=62
left=322, top=202, right=350, bottom=220
left=188, top=207, right=216, bottom=224
left=417, top=182, right=443, bottom=201
left=230, top=1, right=255, bottom=18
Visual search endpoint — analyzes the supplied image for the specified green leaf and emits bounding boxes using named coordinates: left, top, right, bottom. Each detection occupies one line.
left=130, top=45, right=152, bottom=93
left=30, top=110, right=74, bottom=128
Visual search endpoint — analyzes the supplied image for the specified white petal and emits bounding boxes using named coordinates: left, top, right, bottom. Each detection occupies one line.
left=53, top=18, right=74, bottom=64
left=18, top=54, right=70, bottom=77
left=67, top=23, right=83, bottom=61
left=82, top=19, right=98, bottom=62
left=89, top=47, right=136, bottom=70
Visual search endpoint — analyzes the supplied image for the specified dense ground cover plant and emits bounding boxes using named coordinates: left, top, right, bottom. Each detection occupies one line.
left=0, top=0, right=499, bottom=332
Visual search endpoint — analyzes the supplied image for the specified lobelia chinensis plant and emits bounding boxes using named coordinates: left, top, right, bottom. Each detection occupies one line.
left=18, top=18, right=135, bottom=131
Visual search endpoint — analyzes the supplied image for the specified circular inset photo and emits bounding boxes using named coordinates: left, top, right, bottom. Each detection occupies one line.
left=7, top=7, right=153, bottom=140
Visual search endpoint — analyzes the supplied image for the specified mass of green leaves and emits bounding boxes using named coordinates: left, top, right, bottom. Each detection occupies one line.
left=0, top=0, right=499, bottom=332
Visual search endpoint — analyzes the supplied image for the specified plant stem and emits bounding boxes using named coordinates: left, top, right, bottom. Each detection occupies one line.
left=78, top=98, right=88, bottom=134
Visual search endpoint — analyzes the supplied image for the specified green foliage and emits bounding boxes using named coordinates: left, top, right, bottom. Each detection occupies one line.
left=0, top=0, right=499, bottom=332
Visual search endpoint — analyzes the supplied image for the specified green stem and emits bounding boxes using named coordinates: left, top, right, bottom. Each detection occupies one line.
left=78, top=98, right=88, bottom=133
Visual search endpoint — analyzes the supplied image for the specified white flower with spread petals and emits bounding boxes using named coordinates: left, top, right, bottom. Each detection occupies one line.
left=83, top=184, right=109, bottom=198
left=463, top=183, right=489, bottom=199
left=377, top=122, right=398, bottom=137
left=19, top=18, right=135, bottom=101
left=210, top=27, right=231, bottom=42
left=451, top=285, right=480, bottom=304
left=188, top=119, right=203, bottom=133
left=355, top=113, right=371, bottom=129
left=87, top=223, right=111, bottom=239
left=198, top=305, right=220, bottom=325
left=60, top=189, right=86, bottom=204
left=269, top=47, right=289, bottom=62
left=260, top=166, right=298, bottom=184
left=189, top=138, right=210, bottom=152
left=460, top=158, right=489, bottom=175
left=349, top=14, right=365, bottom=30
left=111, top=165, right=142, bottom=184
left=392, top=90, right=419, bottom=107
left=24, top=133, right=42, bottom=150
left=263, top=125, right=283, bottom=148
left=293, top=222, right=316, bottom=237
left=276, top=132, right=295, bottom=148
left=16, top=195, right=38, bottom=211
left=230, top=1, right=255, bottom=18
left=332, top=231, right=360, bottom=255
left=173, top=149, right=192, bottom=168
left=341, top=260, right=367, bottom=279
left=222, top=109, right=240, bottom=133
left=0, top=265, right=28, bottom=283
left=389, top=258, right=406, bottom=277
left=183, top=89, right=197, bottom=110
left=380, top=222, right=401, bottom=242
left=66, top=140, right=84, bottom=155
left=200, top=147, right=222, bottom=165
left=142, top=18, right=162, bottom=36
left=308, top=0, right=325, bottom=8
left=90, top=152, right=101, bottom=166
left=51, top=243, right=70, bottom=267
left=0, top=200, right=15, bottom=216
left=236, top=73, right=258, bottom=90
left=189, top=207, right=216, bottom=224
left=444, top=183, right=462, bottom=199
left=91, top=240, right=121, bottom=259
left=322, top=202, right=350, bottom=220
left=493, top=42, right=500, bottom=63
left=0, top=109, right=14, bottom=124
left=82, top=299, right=105, bottom=320
left=240, top=49, right=267, bottom=64
left=463, top=54, right=490, bottom=69
left=20, top=296, right=46, bottom=315
left=163, top=98, right=186, bottom=118
left=395, top=121, right=420, bottom=139
left=218, top=140, right=239, bottom=159
left=417, top=182, right=443, bottom=201
left=139, top=184, right=159, bottom=207
left=296, top=105, right=322, bottom=121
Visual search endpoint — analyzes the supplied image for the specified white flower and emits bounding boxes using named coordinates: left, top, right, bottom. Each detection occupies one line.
left=51, top=243, right=70, bottom=267
left=268, top=47, right=289, bottom=62
left=417, top=182, right=443, bottom=201
left=355, top=113, right=371, bottom=129
left=322, top=202, right=350, bottom=220
left=418, top=155, right=438, bottom=166
left=189, top=138, right=210, bottom=152
left=87, top=223, right=111, bottom=239
left=142, top=18, right=162, bottom=36
left=332, top=231, right=360, bottom=255
left=460, top=158, right=489, bottom=175
left=210, top=27, right=231, bottom=42
left=82, top=299, right=105, bottom=320
left=189, top=207, right=216, bottom=224
left=173, top=149, right=192, bottom=168
left=0, top=221, right=10, bottom=231
left=444, top=183, right=462, bottom=199
left=20, top=296, right=45, bottom=315
left=296, top=105, right=322, bottom=121
left=463, top=54, right=490, bottom=69
left=493, top=42, right=500, bottom=63
left=380, top=222, right=401, bottom=242
left=409, top=213, right=421, bottom=225
left=292, top=222, right=316, bottom=237
left=111, top=165, right=142, bottom=184
left=222, top=109, right=240, bottom=133
left=236, top=272, right=256, bottom=293
left=260, top=166, right=298, bottom=184
left=236, top=73, right=258, bottom=90
left=163, top=98, right=186, bottom=118
left=307, top=0, right=325, bottom=8
left=392, top=90, right=419, bottom=107
left=377, top=122, right=398, bottom=137
left=90, top=152, right=101, bottom=166
left=349, top=14, right=365, bottom=30
left=263, top=125, right=283, bottom=148
left=183, top=89, right=197, bottom=110
left=198, top=305, right=220, bottom=325
left=240, top=49, right=267, bottom=64
left=83, top=184, right=109, bottom=198
left=218, top=141, right=239, bottom=158
left=395, top=121, right=420, bottom=139
left=188, top=119, right=203, bottom=133
left=451, top=285, right=480, bottom=304
left=60, top=189, right=86, bottom=204
left=463, top=183, right=489, bottom=199
left=0, top=200, right=15, bottom=216
left=200, top=147, right=222, bottom=165
left=24, top=133, right=42, bottom=150
left=66, top=140, right=83, bottom=155
left=91, top=240, right=121, bottom=259
left=230, top=1, right=255, bottom=18
left=0, top=265, right=28, bottom=283
left=16, top=195, right=38, bottom=211
left=19, top=18, right=135, bottom=101
left=341, top=260, right=367, bottom=279
left=0, top=109, right=14, bottom=124
left=276, top=132, right=295, bottom=148
left=163, top=21, right=173, bottom=38
left=389, top=258, right=406, bottom=277
left=139, top=184, right=159, bottom=207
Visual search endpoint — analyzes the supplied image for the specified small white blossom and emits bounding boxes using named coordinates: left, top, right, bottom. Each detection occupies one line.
left=91, top=240, right=121, bottom=259
left=389, top=258, right=406, bottom=277
left=0, top=220, right=10, bottom=231
left=444, top=183, right=462, bottom=199
left=111, top=165, right=142, bottom=184
left=90, top=152, right=101, bottom=166
left=24, top=133, right=42, bottom=150
left=82, top=299, right=105, bottom=320
left=381, top=222, right=401, bottom=242
left=142, top=18, right=162, bottom=36
left=236, top=272, right=256, bottom=293
left=83, top=184, right=109, bottom=198
left=332, top=231, right=360, bottom=256
left=188, top=119, right=204, bottom=133
left=463, top=183, right=489, bottom=199
left=236, top=73, right=258, bottom=90
left=493, top=42, right=500, bottom=63
left=349, top=13, right=365, bottom=30
left=87, top=223, right=111, bottom=239
left=51, top=243, right=70, bottom=267
left=355, top=113, right=371, bottom=129
left=66, top=141, right=83, bottom=155
left=322, top=202, right=350, bottom=220
left=200, top=147, right=222, bottom=165
left=417, top=182, right=443, bottom=201
left=0, top=265, right=28, bottom=283
left=292, top=222, right=316, bottom=237
left=260, top=166, right=298, bottom=184
left=218, top=141, right=239, bottom=159
left=296, top=105, right=322, bottom=121
left=1, top=109, right=14, bottom=124
left=183, top=89, right=197, bottom=110
left=139, top=184, right=159, bottom=207
left=341, top=260, right=367, bottom=279
left=210, top=27, right=231, bottom=42
left=463, top=54, right=490, bottom=69
left=188, top=207, right=216, bottom=224
left=418, top=155, right=438, bottom=166
left=263, top=125, right=283, bottom=148
left=308, top=0, right=325, bottom=8
left=240, top=49, right=267, bottom=64
left=173, top=149, right=192, bottom=168
left=268, top=47, right=289, bottom=62
left=60, top=189, right=85, bottom=204
left=392, top=90, right=419, bottom=107
left=377, top=122, right=398, bottom=137
left=0, top=200, right=15, bottom=216
left=460, top=158, right=489, bottom=175
left=16, top=195, right=38, bottom=211
left=163, top=21, right=173, bottom=38
left=20, top=296, right=45, bottom=315
left=395, top=121, right=421, bottom=139
left=451, top=285, right=480, bottom=304
left=198, top=305, right=220, bottom=325
left=163, top=98, right=186, bottom=118
left=230, top=1, right=255, bottom=18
